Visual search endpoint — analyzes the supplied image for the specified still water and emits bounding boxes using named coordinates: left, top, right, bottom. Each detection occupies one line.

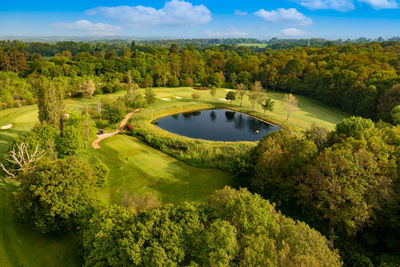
left=154, top=109, right=281, bottom=142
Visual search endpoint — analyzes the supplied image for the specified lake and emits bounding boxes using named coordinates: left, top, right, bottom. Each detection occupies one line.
left=154, top=109, right=281, bottom=142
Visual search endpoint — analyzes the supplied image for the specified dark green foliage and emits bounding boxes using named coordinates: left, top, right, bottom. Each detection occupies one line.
left=251, top=130, right=317, bottom=206
left=225, top=91, right=236, bottom=103
left=261, top=97, right=274, bottom=113
left=235, top=118, right=400, bottom=265
left=82, top=187, right=342, bottom=266
left=12, top=157, right=100, bottom=234
left=334, top=116, right=375, bottom=139
left=36, top=76, right=64, bottom=130
left=103, top=98, right=126, bottom=123
left=56, top=113, right=97, bottom=156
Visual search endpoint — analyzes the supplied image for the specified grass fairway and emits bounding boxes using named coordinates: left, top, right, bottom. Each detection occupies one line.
left=86, top=135, right=231, bottom=205
left=0, top=87, right=348, bottom=266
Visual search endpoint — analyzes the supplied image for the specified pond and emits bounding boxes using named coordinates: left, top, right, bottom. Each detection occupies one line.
left=154, top=109, right=281, bottom=142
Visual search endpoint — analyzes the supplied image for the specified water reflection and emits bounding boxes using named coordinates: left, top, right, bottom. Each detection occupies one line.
left=210, top=110, right=216, bottom=121
left=155, top=109, right=281, bottom=142
left=225, top=111, right=235, bottom=121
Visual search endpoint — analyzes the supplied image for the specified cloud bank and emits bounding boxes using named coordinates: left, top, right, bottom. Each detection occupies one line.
left=254, top=8, right=312, bottom=26
left=86, top=0, right=212, bottom=27
left=281, top=27, right=310, bottom=37
left=52, top=20, right=121, bottom=36
left=295, top=0, right=398, bottom=11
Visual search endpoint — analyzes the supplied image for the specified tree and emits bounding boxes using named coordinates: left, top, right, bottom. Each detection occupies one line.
left=209, top=72, right=223, bottom=88
left=37, top=76, right=65, bottom=131
left=208, top=187, right=342, bottom=266
left=334, top=116, right=375, bottom=139
left=0, top=143, right=45, bottom=179
left=82, top=187, right=341, bottom=266
left=82, top=79, right=95, bottom=99
left=261, top=98, right=274, bottom=113
left=251, top=131, right=317, bottom=207
left=229, top=73, right=237, bottom=88
left=236, top=83, right=247, bottom=107
left=104, top=98, right=126, bottom=123
left=12, top=157, right=100, bottom=234
left=248, top=81, right=263, bottom=109
left=210, top=86, right=217, bottom=98
left=297, top=145, right=393, bottom=247
left=142, top=74, right=153, bottom=88
left=226, top=91, right=236, bottom=104
left=56, top=113, right=97, bottom=155
left=378, top=84, right=400, bottom=121
left=145, top=87, right=156, bottom=109
left=281, top=93, right=298, bottom=120
left=392, top=105, right=400, bottom=124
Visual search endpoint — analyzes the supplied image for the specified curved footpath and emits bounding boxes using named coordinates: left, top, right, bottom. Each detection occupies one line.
left=92, top=108, right=141, bottom=149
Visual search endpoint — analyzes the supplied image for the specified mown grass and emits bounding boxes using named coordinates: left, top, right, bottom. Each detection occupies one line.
left=81, top=135, right=231, bottom=205
left=0, top=87, right=348, bottom=266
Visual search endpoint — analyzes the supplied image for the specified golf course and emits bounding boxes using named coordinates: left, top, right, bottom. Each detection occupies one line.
left=0, top=87, right=348, bottom=267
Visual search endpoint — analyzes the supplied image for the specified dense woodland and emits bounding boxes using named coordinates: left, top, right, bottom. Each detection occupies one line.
left=2, top=40, right=400, bottom=123
left=2, top=40, right=400, bottom=266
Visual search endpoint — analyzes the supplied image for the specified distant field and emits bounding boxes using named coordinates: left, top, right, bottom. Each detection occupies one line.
left=0, top=87, right=348, bottom=267
left=237, top=43, right=268, bottom=48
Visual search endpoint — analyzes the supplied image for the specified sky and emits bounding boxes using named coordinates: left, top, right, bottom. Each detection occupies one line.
left=1, top=0, right=400, bottom=39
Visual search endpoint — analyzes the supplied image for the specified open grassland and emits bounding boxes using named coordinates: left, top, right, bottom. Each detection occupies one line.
left=0, top=87, right=348, bottom=266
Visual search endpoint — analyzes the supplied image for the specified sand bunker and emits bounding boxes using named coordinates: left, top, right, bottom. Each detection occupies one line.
left=219, top=98, right=228, bottom=102
left=175, top=96, right=182, bottom=99
left=161, top=98, right=171, bottom=101
left=225, top=89, right=233, bottom=92
left=1, top=124, right=13, bottom=130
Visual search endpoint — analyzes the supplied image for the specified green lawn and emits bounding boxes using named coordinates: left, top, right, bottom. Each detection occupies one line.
left=0, top=87, right=348, bottom=266
left=84, top=135, right=231, bottom=205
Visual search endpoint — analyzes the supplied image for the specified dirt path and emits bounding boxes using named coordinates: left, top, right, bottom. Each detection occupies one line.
left=92, top=108, right=141, bottom=149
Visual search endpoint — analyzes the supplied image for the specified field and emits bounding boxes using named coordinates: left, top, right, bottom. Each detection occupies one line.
left=0, top=87, right=348, bottom=266
left=237, top=43, right=268, bottom=48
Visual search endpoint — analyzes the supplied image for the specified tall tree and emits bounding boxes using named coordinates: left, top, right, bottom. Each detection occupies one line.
left=248, top=81, right=263, bottom=109
left=37, top=76, right=64, bottom=131
left=236, top=83, right=247, bottom=107
left=145, top=87, right=156, bottom=109
left=281, top=93, right=298, bottom=120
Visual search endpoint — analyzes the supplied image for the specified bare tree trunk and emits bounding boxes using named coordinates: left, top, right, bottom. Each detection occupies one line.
left=329, top=219, right=335, bottom=249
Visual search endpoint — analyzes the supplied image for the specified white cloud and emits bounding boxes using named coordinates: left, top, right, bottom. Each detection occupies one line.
left=205, top=28, right=248, bottom=37
left=295, top=0, right=355, bottom=11
left=281, top=27, right=310, bottom=37
left=296, top=0, right=398, bottom=11
left=86, top=0, right=211, bottom=27
left=254, top=8, right=312, bottom=26
left=51, top=20, right=121, bottom=36
left=358, top=0, right=398, bottom=9
left=234, top=9, right=248, bottom=16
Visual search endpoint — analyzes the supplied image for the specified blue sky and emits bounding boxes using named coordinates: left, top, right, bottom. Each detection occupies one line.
left=1, top=0, right=400, bottom=39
